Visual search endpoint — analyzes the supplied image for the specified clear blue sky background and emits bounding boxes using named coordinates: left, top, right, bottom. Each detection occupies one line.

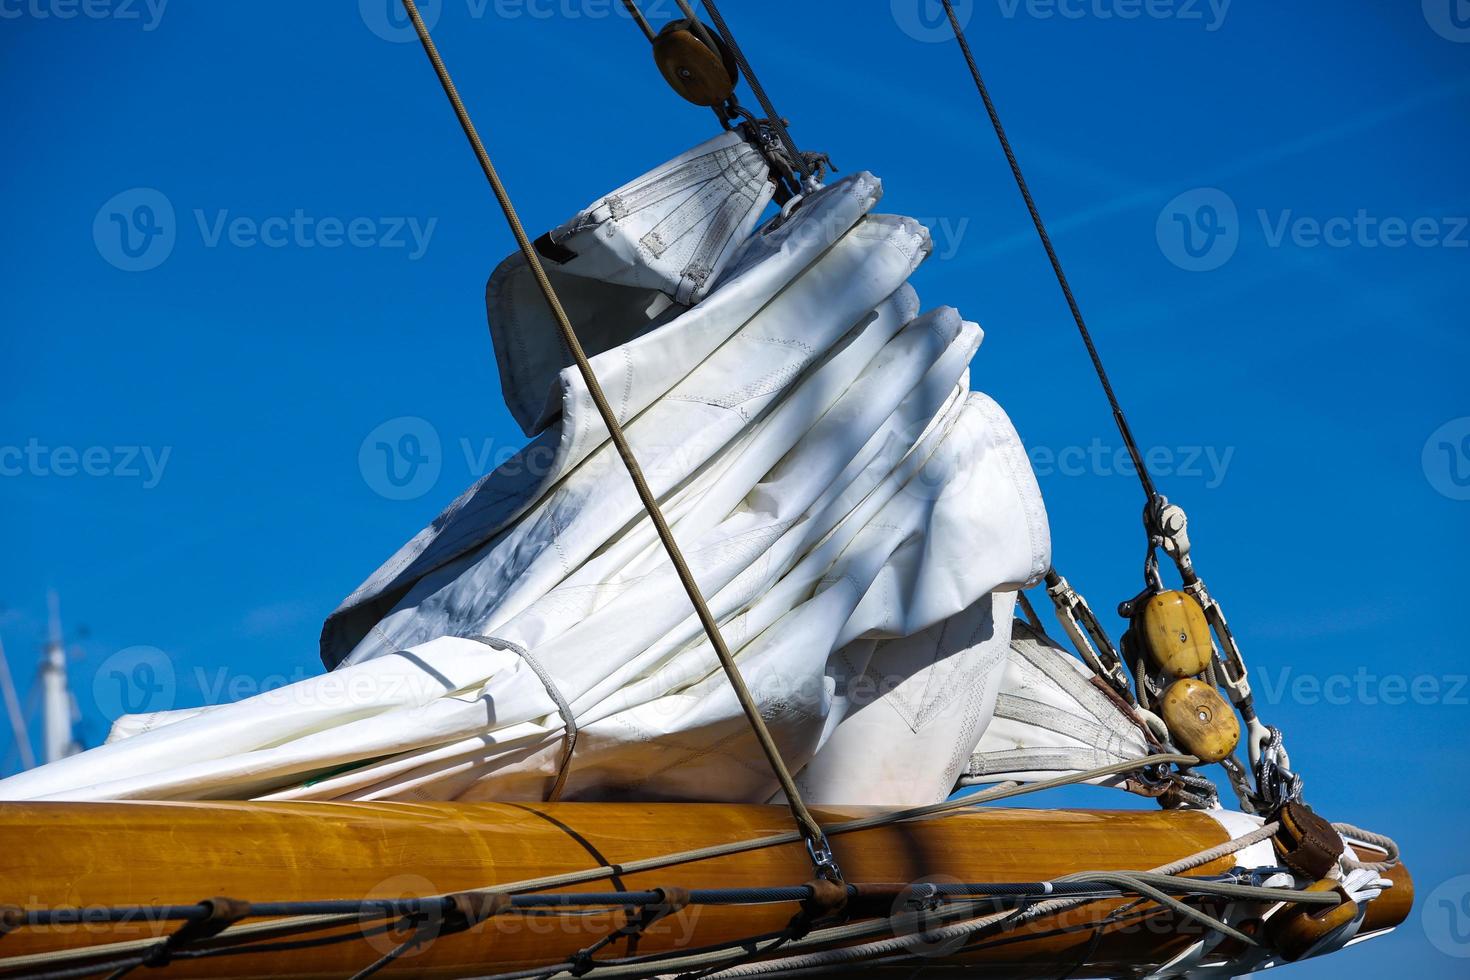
left=2, top=1, right=1467, bottom=974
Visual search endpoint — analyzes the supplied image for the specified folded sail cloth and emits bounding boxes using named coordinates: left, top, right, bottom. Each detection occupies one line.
left=963, top=620, right=1154, bottom=788
left=0, top=140, right=1050, bottom=805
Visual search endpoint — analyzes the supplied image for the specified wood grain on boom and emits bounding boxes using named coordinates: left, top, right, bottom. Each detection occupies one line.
left=0, top=801, right=1413, bottom=978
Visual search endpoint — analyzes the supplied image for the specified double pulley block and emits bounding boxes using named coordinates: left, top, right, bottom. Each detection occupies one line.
left=1118, top=498, right=1247, bottom=767
left=1115, top=495, right=1303, bottom=815
left=1129, top=589, right=1239, bottom=764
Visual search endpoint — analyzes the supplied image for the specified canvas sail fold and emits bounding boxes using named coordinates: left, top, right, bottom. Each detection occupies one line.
left=0, top=139, right=1052, bottom=805
left=964, top=620, right=1154, bottom=788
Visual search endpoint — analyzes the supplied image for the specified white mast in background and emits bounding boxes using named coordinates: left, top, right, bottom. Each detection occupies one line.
left=39, top=591, right=79, bottom=763
left=0, top=633, right=36, bottom=771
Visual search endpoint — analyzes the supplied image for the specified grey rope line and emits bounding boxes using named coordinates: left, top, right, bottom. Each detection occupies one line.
left=686, top=823, right=1289, bottom=979
left=469, top=636, right=579, bottom=802
left=1050, top=872, right=1256, bottom=948
left=599, top=827, right=1290, bottom=979
left=619, top=0, right=656, bottom=42
left=343, top=921, right=428, bottom=980
left=0, top=913, right=393, bottom=976
left=939, top=0, right=1154, bottom=501
left=393, top=0, right=835, bottom=872
left=670, top=0, right=725, bottom=63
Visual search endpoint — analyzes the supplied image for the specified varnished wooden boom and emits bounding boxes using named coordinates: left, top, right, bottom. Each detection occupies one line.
left=0, top=802, right=1411, bottom=978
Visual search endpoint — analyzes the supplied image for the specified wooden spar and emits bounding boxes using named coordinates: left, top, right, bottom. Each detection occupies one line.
left=0, top=801, right=1411, bottom=978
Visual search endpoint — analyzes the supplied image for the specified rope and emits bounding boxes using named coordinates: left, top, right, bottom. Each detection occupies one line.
left=693, top=0, right=807, bottom=180
left=344, top=922, right=423, bottom=980
left=469, top=636, right=579, bottom=802
left=475, top=874, right=1308, bottom=980
left=1153, top=820, right=1279, bottom=875
left=392, top=0, right=835, bottom=876
left=1333, top=822, right=1402, bottom=872
left=688, top=822, right=1290, bottom=979
left=619, top=0, right=730, bottom=132
left=30, top=877, right=1268, bottom=929
left=938, top=0, right=1155, bottom=502
left=619, top=0, right=656, bottom=43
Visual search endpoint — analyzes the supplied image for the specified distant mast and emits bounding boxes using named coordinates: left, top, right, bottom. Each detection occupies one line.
left=0, top=633, right=36, bottom=770
left=39, top=591, right=79, bottom=763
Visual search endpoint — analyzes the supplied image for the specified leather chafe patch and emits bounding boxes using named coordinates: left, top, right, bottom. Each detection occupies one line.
left=1271, top=801, right=1345, bottom=880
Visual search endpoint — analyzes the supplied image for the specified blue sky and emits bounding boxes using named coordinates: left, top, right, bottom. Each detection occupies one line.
left=2, top=1, right=1467, bottom=974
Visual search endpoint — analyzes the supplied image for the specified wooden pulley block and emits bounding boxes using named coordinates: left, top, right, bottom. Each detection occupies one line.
left=1159, top=678, right=1240, bottom=763
left=1139, top=589, right=1213, bottom=678
left=1264, top=878, right=1361, bottom=961
left=653, top=18, right=738, bottom=107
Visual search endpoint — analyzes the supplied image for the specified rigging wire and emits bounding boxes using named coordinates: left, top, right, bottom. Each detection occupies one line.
left=667, top=0, right=808, bottom=180
left=21, top=876, right=1280, bottom=929
left=7, top=16, right=1404, bottom=979
left=389, top=0, right=839, bottom=880
left=618, top=0, right=656, bottom=42
left=618, top=0, right=729, bottom=132
left=938, top=0, right=1156, bottom=503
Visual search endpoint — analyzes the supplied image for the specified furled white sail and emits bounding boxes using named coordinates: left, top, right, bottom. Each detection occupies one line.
left=0, top=135, right=1050, bottom=805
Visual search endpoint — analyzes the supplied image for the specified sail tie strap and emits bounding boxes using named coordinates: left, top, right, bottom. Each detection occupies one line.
left=468, top=636, right=578, bottom=803
left=394, top=0, right=839, bottom=882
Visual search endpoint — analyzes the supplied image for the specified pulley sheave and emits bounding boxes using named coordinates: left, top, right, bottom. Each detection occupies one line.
left=653, top=18, right=739, bottom=107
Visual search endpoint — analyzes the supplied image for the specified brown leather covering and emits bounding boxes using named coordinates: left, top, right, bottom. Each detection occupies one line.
left=1271, top=801, right=1346, bottom=880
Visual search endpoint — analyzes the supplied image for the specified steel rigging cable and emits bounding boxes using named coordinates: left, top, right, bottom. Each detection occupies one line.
left=939, top=0, right=1157, bottom=503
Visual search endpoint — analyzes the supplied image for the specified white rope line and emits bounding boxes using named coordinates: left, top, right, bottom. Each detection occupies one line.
left=1333, top=822, right=1402, bottom=872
